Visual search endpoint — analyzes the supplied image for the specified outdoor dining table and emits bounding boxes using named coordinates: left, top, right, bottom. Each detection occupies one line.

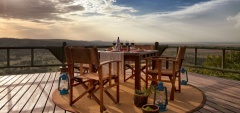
left=99, top=50, right=159, bottom=90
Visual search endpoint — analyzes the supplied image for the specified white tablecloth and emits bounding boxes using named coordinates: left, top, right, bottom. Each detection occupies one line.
left=99, top=51, right=124, bottom=75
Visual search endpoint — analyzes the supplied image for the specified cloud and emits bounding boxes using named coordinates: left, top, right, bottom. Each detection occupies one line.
left=132, top=0, right=240, bottom=42
left=58, top=0, right=74, bottom=4
left=0, top=0, right=84, bottom=21
left=77, top=0, right=137, bottom=17
left=227, top=12, right=240, bottom=28
left=0, top=0, right=239, bottom=43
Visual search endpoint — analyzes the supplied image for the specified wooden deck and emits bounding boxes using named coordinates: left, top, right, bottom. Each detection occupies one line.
left=0, top=72, right=239, bottom=113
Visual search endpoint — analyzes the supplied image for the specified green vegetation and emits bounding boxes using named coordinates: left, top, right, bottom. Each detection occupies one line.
left=162, top=48, right=240, bottom=81
left=135, top=85, right=154, bottom=96
left=144, top=106, right=153, bottom=111
left=0, top=49, right=61, bottom=75
left=189, top=51, right=240, bottom=81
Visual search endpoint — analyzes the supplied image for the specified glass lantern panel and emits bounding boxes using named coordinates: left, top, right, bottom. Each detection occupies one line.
left=155, top=90, right=166, bottom=105
left=60, top=79, right=68, bottom=90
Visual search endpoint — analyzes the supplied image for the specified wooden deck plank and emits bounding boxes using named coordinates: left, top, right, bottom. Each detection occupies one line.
left=196, top=108, right=212, bottom=113
left=0, top=74, right=28, bottom=95
left=42, top=72, right=58, bottom=113
left=0, top=74, right=37, bottom=112
left=0, top=76, right=20, bottom=92
left=51, top=72, right=66, bottom=113
left=188, top=73, right=240, bottom=97
left=190, top=81, right=240, bottom=104
left=43, top=72, right=65, bottom=113
left=189, top=72, right=240, bottom=89
left=7, top=73, right=46, bottom=113
left=0, top=75, right=10, bottom=83
left=54, top=105, right=66, bottom=113
left=189, top=79, right=240, bottom=105
left=0, top=74, right=31, bottom=112
left=198, top=105, right=217, bottom=113
left=196, top=73, right=240, bottom=86
left=188, top=73, right=240, bottom=113
left=0, top=75, right=17, bottom=86
left=205, top=101, right=235, bottom=113
left=31, top=72, right=55, bottom=112
left=189, top=81, right=240, bottom=111
left=188, top=73, right=240, bottom=96
left=206, top=96, right=240, bottom=112
left=19, top=73, right=48, bottom=112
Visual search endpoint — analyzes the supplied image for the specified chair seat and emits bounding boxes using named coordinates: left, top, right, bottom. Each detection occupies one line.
left=128, top=62, right=149, bottom=67
left=147, top=68, right=177, bottom=76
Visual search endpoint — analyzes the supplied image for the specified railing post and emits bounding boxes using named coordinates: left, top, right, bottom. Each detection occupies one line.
left=155, top=42, right=168, bottom=56
left=222, top=49, right=225, bottom=69
left=62, top=42, right=67, bottom=65
left=154, top=42, right=159, bottom=50
left=7, top=49, right=10, bottom=67
left=60, top=42, right=67, bottom=73
left=31, top=48, right=34, bottom=66
left=194, top=48, right=197, bottom=66
left=154, top=42, right=159, bottom=55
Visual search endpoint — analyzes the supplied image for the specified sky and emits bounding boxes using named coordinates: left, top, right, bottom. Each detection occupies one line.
left=0, top=0, right=240, bottom=43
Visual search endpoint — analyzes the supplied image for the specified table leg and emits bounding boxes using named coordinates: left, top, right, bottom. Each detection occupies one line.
left=134, top=57, right=141, bottom=90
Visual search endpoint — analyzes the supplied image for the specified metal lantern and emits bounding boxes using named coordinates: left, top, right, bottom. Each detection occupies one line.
left=154, top=82, right=168, bottom=112
left=180, top=67, right=188, bottom=85
left=58, top=73, right=70, bottom=95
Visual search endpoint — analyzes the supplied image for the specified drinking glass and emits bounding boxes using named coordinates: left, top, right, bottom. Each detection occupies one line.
left=120, top=41, right=124, bottom=46
left=125, top=40, right=129, bottom=46
left=131, top=40, right=135, bottom=49
left=131, top=40, right=135, bottom=46
left=112, top=40, right=116, bottom=46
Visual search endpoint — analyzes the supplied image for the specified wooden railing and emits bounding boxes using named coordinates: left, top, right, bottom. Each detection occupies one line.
left=166, top=45, right=240, bottom=74
left=0, top=42, right=239, bottom=74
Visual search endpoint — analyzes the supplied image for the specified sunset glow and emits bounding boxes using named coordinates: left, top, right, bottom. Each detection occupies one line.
left=0, top=0, right=239, bottom=43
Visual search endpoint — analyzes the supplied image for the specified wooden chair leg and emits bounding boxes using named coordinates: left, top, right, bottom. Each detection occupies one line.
left=178, top=72, right=181, bottom=92
left=145, top=73, right=148, bottom=89
left=100, top=83, right=104, bottom=113
left=70, top=82, right=73, bottom=105
left=170, top=75, right=177, bottom=100
left=116, top=77, right=120, bottom=103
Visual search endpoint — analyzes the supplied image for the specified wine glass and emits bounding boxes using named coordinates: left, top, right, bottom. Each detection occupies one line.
left=125, top=40, right=129, bottom=46
left=120, top=41, right=124, bottom=46
left=131, top=40, right=135, bottom=46
left=112, top=40, right=116, bottom=46
left=130, top=40, right=135, bottom=49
